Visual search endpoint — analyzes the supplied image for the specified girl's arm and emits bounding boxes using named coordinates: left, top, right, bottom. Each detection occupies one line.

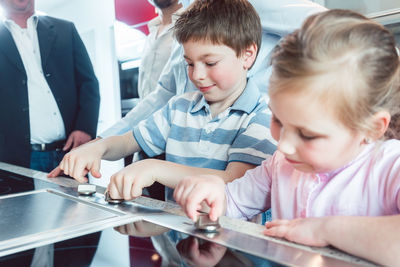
left=264, top=215, right=400, bottom=266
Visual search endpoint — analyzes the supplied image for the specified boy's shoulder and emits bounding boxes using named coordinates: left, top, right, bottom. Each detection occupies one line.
left=231, top=78, right=268, bottom=114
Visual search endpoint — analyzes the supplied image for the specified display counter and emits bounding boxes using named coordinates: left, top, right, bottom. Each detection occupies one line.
left=0, top=162, right=375, bottom=266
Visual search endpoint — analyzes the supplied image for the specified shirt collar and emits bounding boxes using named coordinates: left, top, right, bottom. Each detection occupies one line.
left=3, top=13, right=39, bottom=30
left=317, top=142, right=378, bottom=179
left=190, top=78, right=262, bottom=114
left=148, top=7, right=184, bottom=33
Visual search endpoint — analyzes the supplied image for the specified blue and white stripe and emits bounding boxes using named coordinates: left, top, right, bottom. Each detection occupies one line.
left=133, top=79, right=276, bottom=171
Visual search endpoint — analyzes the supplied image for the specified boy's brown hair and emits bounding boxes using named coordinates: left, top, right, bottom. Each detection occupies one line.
left=174, top=0, right=261, bottom=57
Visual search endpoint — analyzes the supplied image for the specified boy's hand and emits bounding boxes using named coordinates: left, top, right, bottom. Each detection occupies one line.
left=174, top=175, right=225, bottom=222
left=264, top=217, right=328, bottom=247
left=57, top=142, right=105, bottom=183
left=107, top=159, right=157, bottom=200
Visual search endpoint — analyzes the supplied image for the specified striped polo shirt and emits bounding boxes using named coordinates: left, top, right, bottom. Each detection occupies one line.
left=133, top=79, right=276, bottom=199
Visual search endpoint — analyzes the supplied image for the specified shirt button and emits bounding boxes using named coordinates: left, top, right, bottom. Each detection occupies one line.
left=53, top=112, right=57, bottom=116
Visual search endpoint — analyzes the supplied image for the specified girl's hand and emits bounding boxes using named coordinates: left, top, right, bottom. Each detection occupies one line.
left=58, top=141, right=105, bottom=183
left=174, top=175, right=225, bottom=222
left=107, top=159, right=157, bottom=200
left=264, top=217, right=328, bottom=247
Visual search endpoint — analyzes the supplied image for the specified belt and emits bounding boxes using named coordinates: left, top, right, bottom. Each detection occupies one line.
left=31, top=140, right=65, bottom=152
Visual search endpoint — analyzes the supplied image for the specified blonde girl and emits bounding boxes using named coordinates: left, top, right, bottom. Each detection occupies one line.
left=174, top=9, right=400, bottom=266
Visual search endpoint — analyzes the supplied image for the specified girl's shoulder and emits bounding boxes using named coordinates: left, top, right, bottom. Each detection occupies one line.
left=374, top=139, right=400, bottom=157
left=367, top=139, right=400, bottom=168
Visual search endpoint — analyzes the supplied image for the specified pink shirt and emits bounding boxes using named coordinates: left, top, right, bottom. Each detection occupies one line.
left=226, top=140, right=400, bottom=220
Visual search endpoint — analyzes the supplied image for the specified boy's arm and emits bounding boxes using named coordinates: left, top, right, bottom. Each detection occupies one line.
left=264, top=215, right=400, bottom=266
left=107, top=159, right=254, bottom=200
left=152, top=160, right=256, bottom=188
left=54, top=132, right=140, bottom=183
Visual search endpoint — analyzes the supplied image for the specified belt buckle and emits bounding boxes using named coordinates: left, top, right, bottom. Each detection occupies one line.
left=41, top=143, right=46, bottom=151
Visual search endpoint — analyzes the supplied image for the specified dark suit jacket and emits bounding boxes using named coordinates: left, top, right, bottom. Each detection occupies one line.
left=0, top=16, right=100, bottom=167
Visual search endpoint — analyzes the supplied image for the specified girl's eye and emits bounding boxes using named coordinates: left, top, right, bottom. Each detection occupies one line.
left=299, top=131, right=317, bottom=141
left=272, top=115, right=282, bottom=126
left=206, top=62, right=217, bottom=67
left=186, top=63, right=194, bottom=67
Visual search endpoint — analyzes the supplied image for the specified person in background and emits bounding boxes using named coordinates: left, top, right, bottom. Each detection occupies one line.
left=0, top=0, right=100, bottom=173
left=139, top=0, right=183, bottom=99
left=56, top=0, right=276, bottom=203
left=131, top=0, right=183, bottom=200
left=174, top=9, right=400, bottom=266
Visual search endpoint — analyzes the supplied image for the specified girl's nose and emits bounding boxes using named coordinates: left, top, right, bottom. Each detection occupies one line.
left=277, top=130, right=296, bottom=155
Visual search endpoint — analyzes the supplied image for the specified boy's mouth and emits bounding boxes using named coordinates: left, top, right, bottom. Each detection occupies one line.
left=198, top=84, right=215, bottom=93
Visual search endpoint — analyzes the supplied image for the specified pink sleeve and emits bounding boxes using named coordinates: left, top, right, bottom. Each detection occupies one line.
left=225, top=154, right=274, bottom=220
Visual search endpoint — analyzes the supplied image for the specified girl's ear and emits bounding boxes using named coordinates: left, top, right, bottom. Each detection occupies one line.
left=242, top=43, right=257, bottom=70
left=369, top=110, right=391, bottom=140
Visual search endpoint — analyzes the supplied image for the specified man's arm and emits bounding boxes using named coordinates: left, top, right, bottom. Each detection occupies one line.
left=100, top=43, right=190, bottom=137
left=70, top=23, right=100, bottom=139
left=247, top=0, right=326, bottom=92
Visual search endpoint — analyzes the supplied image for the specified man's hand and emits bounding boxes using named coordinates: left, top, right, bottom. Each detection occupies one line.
left=63, top=130, right=92, bottom=151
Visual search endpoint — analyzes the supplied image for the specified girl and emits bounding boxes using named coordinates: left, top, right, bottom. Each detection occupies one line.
left=174, top=9, right=400, bottom=266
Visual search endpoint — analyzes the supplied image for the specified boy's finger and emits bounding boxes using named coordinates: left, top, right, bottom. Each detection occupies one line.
left=47, top=166, right=62, bottom=178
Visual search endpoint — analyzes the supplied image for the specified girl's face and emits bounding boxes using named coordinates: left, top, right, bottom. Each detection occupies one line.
left=269, top=90, right=366, bottom=173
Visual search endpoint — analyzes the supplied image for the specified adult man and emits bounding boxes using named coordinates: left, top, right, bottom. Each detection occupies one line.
left=139, top=0, right=183, bottom=98
left=0, top=0, right=100, bottom=172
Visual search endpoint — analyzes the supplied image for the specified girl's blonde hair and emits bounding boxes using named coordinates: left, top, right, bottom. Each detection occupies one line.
left=269, top=9, right=400, bottom=139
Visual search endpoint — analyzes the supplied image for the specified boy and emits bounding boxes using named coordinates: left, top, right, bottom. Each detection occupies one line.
left=58, top=0, right=276, bottom=201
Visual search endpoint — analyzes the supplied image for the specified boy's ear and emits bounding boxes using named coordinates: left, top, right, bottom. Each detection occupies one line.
left=242, top=43, right=258, bottom=70
left=368, top=110, right=391, bottom=140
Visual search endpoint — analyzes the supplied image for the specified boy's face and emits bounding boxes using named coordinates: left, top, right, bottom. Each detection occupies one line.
left=183, top=40, right=253, bottom=107
left=269, top=89, right=366, bottom=173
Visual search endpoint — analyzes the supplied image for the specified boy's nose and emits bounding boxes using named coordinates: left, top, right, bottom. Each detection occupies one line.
left=277, top=130, right=296, bottom=155
left=192, top=66, right=206, bottom=81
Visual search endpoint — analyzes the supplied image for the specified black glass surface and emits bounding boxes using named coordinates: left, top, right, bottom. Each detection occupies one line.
left=0, top=220, right=284, bottom=267
left=0, top=169, right=283, bottom=267
left=0, top=169, right=61, bottom=195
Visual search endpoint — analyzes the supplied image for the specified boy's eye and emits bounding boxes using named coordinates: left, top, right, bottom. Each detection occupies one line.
left=206, top=62, right=217, bottom=67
